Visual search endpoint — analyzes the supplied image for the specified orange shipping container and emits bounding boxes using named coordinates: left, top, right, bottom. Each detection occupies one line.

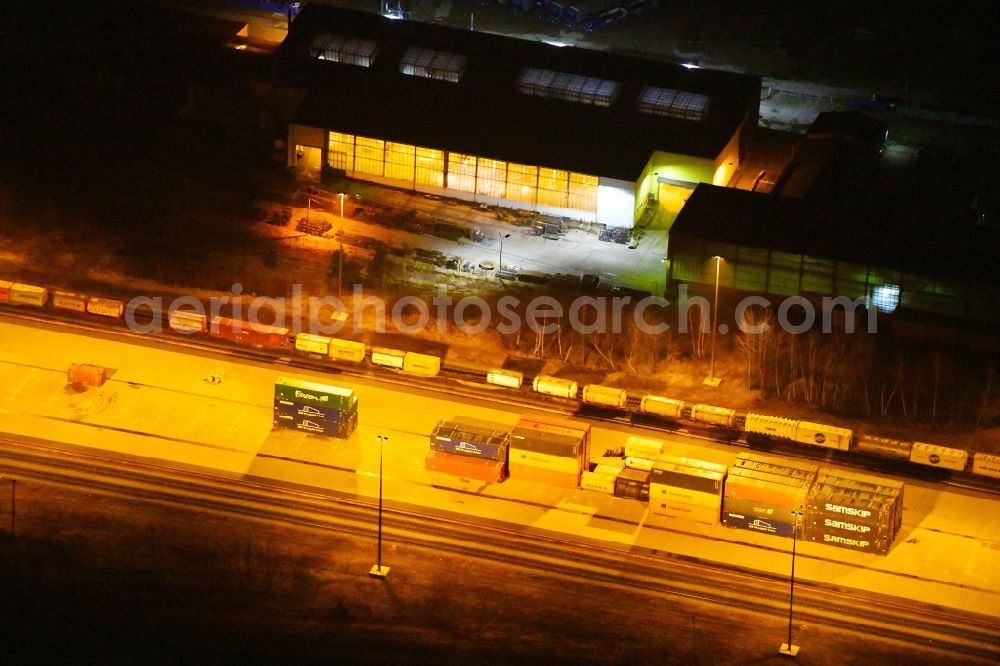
left=508, top=461, right=580, bottom=489
left=67, top=363, right=106, bottom=387
left=424, top=451, right=506, bottom=484
left=0, top=279, right=12, bottom=303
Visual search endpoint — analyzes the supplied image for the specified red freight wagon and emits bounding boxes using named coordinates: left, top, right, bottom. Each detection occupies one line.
left=0, top=279, right=13, bottom=303
left=209, top=316, right=289, bottom=349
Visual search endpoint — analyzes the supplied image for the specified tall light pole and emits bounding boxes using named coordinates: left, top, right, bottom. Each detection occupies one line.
left=779, top=509, right=802, bottom=657
left=498, top=232, right=510, bottom=279
left=337, top=192, right=347, bottom=298
left=369, top=434, right=390, bottom=578
left=703, top=255, right=723, bottom=387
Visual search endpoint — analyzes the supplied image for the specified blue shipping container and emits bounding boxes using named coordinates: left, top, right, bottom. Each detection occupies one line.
left=721, top=511, right=798, bottom=538
left=274, top=399, right=356, bottom=423
left=431, top=434, right=508, bottom=461
left=273, top=411, right=357, bottom=438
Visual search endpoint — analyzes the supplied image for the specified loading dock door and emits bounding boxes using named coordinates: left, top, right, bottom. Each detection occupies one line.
left=658, top=183, right=694, bottom=214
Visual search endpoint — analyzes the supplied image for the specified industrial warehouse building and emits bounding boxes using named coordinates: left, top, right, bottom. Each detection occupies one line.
left=275, top=5, right=760, bottom=228
left=668, top=184, right=1000, bottom=326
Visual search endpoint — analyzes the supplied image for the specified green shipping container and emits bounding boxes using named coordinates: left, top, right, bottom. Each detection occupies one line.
left=274, top=376, right=358, bottom=412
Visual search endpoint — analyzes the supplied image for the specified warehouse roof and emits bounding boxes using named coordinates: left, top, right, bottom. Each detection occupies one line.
left=276, top=6, right=760, bottom=180
left=672, top=184, right=1000, bottom=282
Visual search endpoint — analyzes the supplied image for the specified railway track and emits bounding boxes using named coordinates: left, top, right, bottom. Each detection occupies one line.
left=1, top=436, right=997, bottom=661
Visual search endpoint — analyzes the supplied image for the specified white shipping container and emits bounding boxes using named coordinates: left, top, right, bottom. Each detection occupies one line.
left=371, top=347, right=405, bottom=369
left=486, top=368, right=523, bottom=389
left=580, top=471, right=617, bottom=494
left=625, top=435, right=664, bottom=459
left=532, top=375, right=578, bottom=399
left=910, top=442, right=968, bottom=471
left=328, top=338, right=366, bottom=363
left=794, top=421, right=852, bottom=450
left=9, top=283, right=47, bottom=307
left=53, top=292, right=88, bottom=313
left=625, top=456, right=654, bottom=472
left=169, top=310, right=207, bottom=334
left=402, top=352, right=441, bottom=376
left=972, top=453, right=1000, bottom=479
left=744, top=413, right=798, bottom=440
left=295, top=333, right=331, bottom=355
left=639, top=395, right=684, bottom=419
left=689, top=403, right=736, bottom=428
left=593, top=464, right=624, bottom=476
left=508, top=446, right=581, bottom=475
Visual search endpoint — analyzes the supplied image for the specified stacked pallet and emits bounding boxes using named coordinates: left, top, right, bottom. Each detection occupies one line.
left=509, top=415, right=591, bottom=488
left=424, top=419, right=510, bottom=483
left=272, top=377, right=358, bottom=438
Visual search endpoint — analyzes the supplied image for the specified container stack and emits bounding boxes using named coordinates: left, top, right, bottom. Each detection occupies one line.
left=721, top=453, right=818, bottom=538
left=272, top=376, right=358, bottom=438
left=803, top=468, right=904, bottom=555
left=424, top=419, right=509, bottom=484
left=581, top=456, right=625, bottom=494
left=623, top=435, right=664, bottom=473
left=509, top=415, right=591, bottom=488
left=650, top=455, right=727, bottom=524
left=615, top=468, right=650, bottom=501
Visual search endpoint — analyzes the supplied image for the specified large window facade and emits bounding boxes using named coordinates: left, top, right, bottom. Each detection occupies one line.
left=327, top=130, right=599, bottom=214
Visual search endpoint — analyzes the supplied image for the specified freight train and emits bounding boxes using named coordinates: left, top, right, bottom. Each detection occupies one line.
left=2, top=277, right=998, bottom=482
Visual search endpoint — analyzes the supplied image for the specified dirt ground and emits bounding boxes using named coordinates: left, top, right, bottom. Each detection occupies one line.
left=0, top=475, right=970, bottom=665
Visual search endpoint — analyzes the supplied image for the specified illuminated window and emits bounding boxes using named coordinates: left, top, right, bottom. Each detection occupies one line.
left=637, top=86, right=710, bottom=121
left=327, top=132, right=355, bottom=171
left=400, top=47, right=468, bottom=82
left=567, top=172, right=598, bottom=212
left=476, top=158, right=506, bottom=198
left=505, top=163, right=538, bottom=204
left=446, top=153, right=476, bottom=193
left=354, top=136, right=385, bottom=177
left=518, top=68, right=619, bottom=107
left=537, top=168, right=569, bottom=208
left=310, top=34, right=378, bottom=68
left=869, top=284, right=900, bottom=313
left=415, top=147, right=444, bottom=188
left=384, top=142, right=415, bottom=182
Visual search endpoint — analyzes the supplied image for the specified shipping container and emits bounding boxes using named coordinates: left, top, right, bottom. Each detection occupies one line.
left=53, top=291, right=88, bottom=313
left=67, top=363, right=106, bottom=387
left=168, top=310, right=207, bottom=334
left=211, top=316, right=289, bottom=349
left=651, top=459, right=725, bottom=496
left=802, top=513, right=894, bottom=542
left=87, top=297, right=125, bottom=319
left=593, top=463, right=625, bottom=476
left=512, top=416, right=590, bottom=462
left=624, top=435, right=664, bottom=459
left=855, top=434, right=912, bottom=460
left=425, top=451, right=506, bottom=483
left=581, top=384, right=627, bottom=409
left=580, top=471, right=617, bottom=494
left=274, top=376, right=358, bottom=412
left=486, top=368, right=523, bottom=389
left=813, top=468, right=904, bottom=496
left=273, top=411, right=357, bottom=438
left=650, top=500, right=720, bottom=524
left=594, top=455, right=625, bottom=469
left=743, top=413, right=798, bottom=440
left=649, top=482, right=723, bottom=509
left=910, top=442, right=968, bottom=471
left=625, top=456, right=653, bottom=472
left=734, top=452, right=819, bottom=479
left=532, top=375, right=578, bottom=399
left=972, top=453, right=1000, bottom=479
left=656, top=455, right=729, bottom=475
left=326, top=337, right=366, bottom=363
left=722, top=497, right=800, bottom=525
left=721, top=510, right=798, bottom=538
left=509, top=447, right=582, bottom=475
left=793, top=421, right=852, bottom=451
left=371, top=347, right=406, bottom=369
left=689, top=403, right=737, bottom=428
left=430, top=420, right=509, bottom=462
left=725, top=473, right=811, bottom=509
left=274, top=400, right=356, bottom=424
left=0, top=279, right=12, bottom=303
left=9, top=283, right=47, bottom=307
left=403, top=351, right=441, bottom=376
left=508, top=461, right=580, bottom=488
left=803, top=523, right=891, bottom=554
left=615, top=469, right=650, bottom=501
left=295, top=333, right=332, bottom=355
left=639, top=395, right=685, bottom=419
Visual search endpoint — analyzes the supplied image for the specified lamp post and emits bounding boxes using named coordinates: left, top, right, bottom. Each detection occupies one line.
left=779, top=509, right=802, bottom=657
left=337, top=193, right=347, bottom=298
left=498, top=232, right=511, bottom=279
left=369, top=434, right=390, bottom=578
left=703, top=255, right=723, bottom=387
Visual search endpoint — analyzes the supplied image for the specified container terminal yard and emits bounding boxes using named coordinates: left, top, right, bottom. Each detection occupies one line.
left=0, top=313, right=997, bottom=628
